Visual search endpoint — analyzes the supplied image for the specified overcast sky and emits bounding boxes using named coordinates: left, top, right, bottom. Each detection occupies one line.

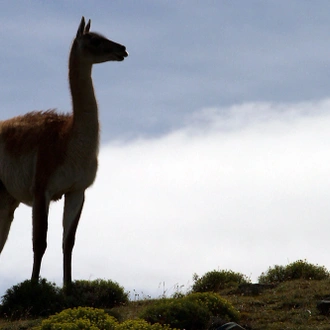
left=1, top=1, right=330, bottom=299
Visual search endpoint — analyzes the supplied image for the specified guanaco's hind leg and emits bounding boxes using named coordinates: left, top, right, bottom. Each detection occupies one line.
left=0, top=181, right=19, bottom=254
left=62, top=190, right=85, bottom=287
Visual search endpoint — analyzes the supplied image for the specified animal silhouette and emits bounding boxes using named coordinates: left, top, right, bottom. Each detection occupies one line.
left=0, top=17, right=128, bottom=287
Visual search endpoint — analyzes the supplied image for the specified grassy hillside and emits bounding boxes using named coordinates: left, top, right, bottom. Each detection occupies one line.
left=1, top=279, right=330, bottom=329
left=1, top=260, right=330, bottom=329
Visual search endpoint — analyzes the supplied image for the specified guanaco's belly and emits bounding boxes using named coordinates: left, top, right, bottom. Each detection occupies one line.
left=0, top=147, right=98, bottom=206
left=0, top=146, right=34, bottom=205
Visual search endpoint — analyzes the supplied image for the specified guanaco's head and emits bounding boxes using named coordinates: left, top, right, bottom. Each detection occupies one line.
left=74, top=16, right=128, bottom=64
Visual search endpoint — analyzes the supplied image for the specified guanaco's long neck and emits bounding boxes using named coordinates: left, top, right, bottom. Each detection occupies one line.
left=68, top=43, right=99, bottom=144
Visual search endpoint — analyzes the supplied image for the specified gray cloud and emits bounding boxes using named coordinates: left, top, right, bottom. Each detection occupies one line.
left=2, top=2, right=330, bottom=141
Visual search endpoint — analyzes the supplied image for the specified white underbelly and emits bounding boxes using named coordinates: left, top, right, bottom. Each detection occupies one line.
left=0, top=151, right=98, bottom=205
left=0, top=154, right=36, bottom=205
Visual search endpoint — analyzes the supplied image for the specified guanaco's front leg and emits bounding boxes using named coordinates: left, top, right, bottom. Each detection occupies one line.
left=62, top=190, right=85, bottom=287
left=31, top=193, right=50, bottom=282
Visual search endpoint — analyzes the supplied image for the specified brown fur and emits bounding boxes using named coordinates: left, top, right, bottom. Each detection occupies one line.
left=2, top=111, right=72, bottom=198
left=2, top=110, right=72, bottom=156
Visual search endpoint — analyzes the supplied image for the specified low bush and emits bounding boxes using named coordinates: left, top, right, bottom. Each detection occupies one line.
left=185, top=292, right=239, bottom=320
left=116, top=319, right=174, bottom=330
left=192, top=270, right=250, bottom=293
left=0, top=279, right=63, bottom=319
left=33, top=306, right=118, bottom=330
left=140, top=292, right=239, bottom=330
left=34, top=307, right=175, bottom=330
left=259, top=259, right=330, bottom=284
left=0, top=278, right=128, bottom=319
left=67, top=279, right=129, bottom=309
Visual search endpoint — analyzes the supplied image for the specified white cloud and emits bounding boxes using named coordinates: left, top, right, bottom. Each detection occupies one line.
left=1, top=100, right=330, bottom=298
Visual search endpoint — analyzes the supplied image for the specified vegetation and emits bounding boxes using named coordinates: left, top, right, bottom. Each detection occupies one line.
left=116, top=319, right=174, bottom=330
left=0, top=278, right=128, bottom=320
left=67, top=279, right=129, bottom=309
left=1, top=260, right=330, bottom=330
left=33, top=307, right=173, bottom=330
left=227, top=278, right=330, bottom=329
left=34, top=307, right=118, bottom=330
left=0, top=279, right=64, bottom=319
left=140, top=292, right=239, bottom=330
left=258, top=259, right=330, bottom=283
left=192, top=270, right=250, bottom=293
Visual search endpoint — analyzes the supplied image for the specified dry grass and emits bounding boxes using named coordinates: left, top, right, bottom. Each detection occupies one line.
left=0, top=318, right=41, bottom=330
left=221, top=279, right=330, bottom=329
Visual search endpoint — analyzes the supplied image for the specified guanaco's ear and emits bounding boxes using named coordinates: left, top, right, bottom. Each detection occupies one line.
left=84, top=19, right=91, bottom=33
left=76, top=16, right=85, bottom=38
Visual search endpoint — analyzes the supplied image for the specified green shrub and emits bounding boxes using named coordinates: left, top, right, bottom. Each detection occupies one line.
left=192, top=270, right=250, bottom=293
left=140, top=292, right=239, bottom=330
left=184, top=292, right=239, bottom=320
left=66, top=279, right=129, bottom=309
left=259, top=259, right=330, bottom=284
left=34, top=308, right=174, bottom=330
left=33, top=306, right=118, bottom=330
left=0, top=278, right=128, bottom=319
left=0, top=279, right=63, bottom=319
left=141, top=299, right=209, bottom=330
